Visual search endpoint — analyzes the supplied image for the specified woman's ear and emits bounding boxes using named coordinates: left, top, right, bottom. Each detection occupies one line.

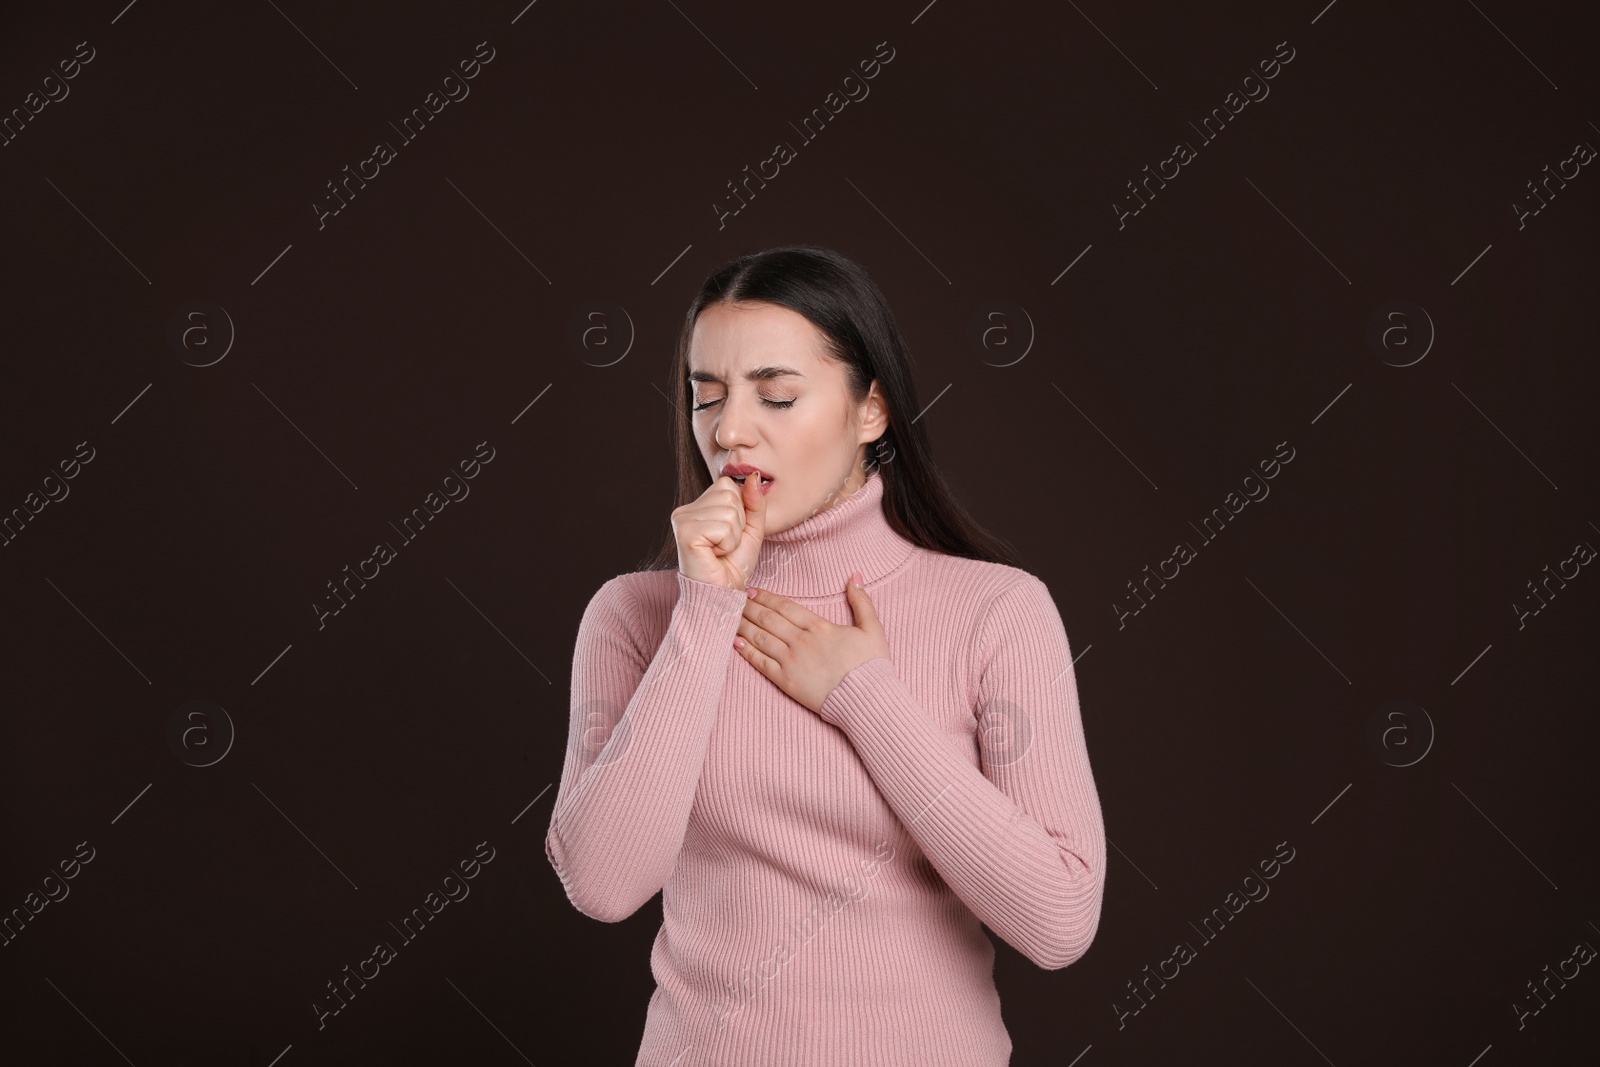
left=862, top=382, right=890, bottom=438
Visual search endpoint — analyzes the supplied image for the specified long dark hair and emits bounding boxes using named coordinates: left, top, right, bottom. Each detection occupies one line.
left=637, top=244, right=1024, bottom=572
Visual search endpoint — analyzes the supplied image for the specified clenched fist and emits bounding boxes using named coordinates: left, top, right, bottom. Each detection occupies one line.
left=671, top=469, right=770, bottom=590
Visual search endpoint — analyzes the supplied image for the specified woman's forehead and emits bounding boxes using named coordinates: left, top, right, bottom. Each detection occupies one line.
left=690, top=310, right=832, bottom=378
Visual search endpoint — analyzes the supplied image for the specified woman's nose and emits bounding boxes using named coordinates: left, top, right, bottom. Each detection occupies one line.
left=714, top=399, right=758, bottom=449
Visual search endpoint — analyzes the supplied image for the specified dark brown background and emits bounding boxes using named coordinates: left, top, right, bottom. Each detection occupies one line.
left=2, top=1, right=1596, bottom=1063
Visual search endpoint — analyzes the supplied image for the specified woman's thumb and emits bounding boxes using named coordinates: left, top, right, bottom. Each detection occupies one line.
left=742, top=469, right=767, bottom=533
left=846, top=571, right=879, bottom=629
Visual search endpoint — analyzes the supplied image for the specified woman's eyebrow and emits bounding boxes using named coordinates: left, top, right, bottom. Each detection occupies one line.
left=687, top=365, right=805, bottom=383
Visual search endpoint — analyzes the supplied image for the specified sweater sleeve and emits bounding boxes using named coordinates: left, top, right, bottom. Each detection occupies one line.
left=817, top=573, right=1106, bottom=969
left=544, top=571, right=748, bottom=923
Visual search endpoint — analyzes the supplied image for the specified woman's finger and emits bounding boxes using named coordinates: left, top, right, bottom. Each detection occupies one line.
left=744, top=587, right=812, bottom=637
left=734, top=634, right=778, bottom=677
left=737, top=617, right=789, bottom=660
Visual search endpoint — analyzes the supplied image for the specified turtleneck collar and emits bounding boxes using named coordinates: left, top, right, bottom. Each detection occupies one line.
left=750, top=468, right=916, bottom=599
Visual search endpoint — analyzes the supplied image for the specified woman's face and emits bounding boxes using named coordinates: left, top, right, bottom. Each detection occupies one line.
left=687, top=300, right=888, bottom=535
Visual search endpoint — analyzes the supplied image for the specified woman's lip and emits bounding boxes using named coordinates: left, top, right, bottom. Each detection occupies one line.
left=733, top=474, right=775, bottom=494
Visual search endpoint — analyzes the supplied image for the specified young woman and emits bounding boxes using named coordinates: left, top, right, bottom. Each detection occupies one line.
left=545, top=245, right=1106, bottom=1065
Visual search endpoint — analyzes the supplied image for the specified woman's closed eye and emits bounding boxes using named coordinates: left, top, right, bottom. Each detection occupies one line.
left=691, top=396, right=796, bottom=412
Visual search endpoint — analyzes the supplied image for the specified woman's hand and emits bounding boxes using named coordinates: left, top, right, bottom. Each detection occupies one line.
left=734, top=572, right=891, bottom=715
left=672, top=470, right=769, bottom=590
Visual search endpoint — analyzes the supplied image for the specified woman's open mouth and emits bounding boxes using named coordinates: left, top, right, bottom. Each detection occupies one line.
left=732, top=474, right=774, bottom=494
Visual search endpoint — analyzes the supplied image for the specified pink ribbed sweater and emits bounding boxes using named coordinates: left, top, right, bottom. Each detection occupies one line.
left=545, top=469, right=1106, bottom=1065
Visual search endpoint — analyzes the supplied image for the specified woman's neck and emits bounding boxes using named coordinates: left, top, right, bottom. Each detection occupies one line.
left=752, top=469, right=914, bottom=598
